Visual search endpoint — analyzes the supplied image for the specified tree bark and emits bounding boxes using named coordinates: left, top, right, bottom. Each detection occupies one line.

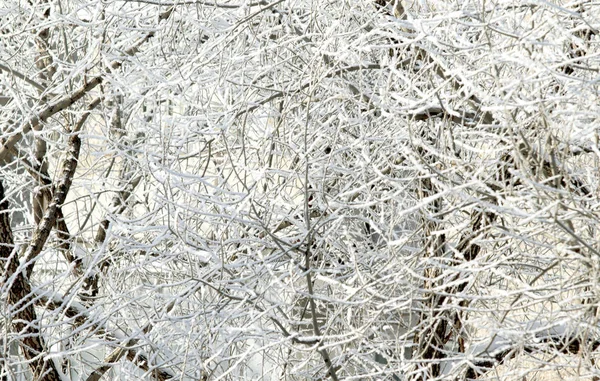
left=0, top=182, right=62, bottom=381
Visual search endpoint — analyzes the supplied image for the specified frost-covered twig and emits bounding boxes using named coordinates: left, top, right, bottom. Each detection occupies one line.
left=0, top=7, right=173, bottom=165
left=34, top=289, right=176, bottom=380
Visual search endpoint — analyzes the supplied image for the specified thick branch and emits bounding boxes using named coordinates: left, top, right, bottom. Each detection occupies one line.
left=0, top=182, right=62, bottom=381
left=23, top=121, right=83, bottom=278
left=28, top=97, right=101, bottom=276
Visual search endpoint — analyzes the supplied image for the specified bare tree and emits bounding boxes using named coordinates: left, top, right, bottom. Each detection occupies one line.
left=1, top=0, right=599, bottom=380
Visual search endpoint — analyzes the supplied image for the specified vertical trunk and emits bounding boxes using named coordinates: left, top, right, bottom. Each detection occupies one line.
left=412, top=175, right=447, bottom=381
left=0, top=181, right=62, bottom=381
left=32, top=0, right=54, bottom=226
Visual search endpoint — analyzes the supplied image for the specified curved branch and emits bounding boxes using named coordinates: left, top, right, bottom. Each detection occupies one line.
left=0, top=62, right=46, bottom=92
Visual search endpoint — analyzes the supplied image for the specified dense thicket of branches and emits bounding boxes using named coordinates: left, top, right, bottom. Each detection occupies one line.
left=1, top=0, right=599, bottom=380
